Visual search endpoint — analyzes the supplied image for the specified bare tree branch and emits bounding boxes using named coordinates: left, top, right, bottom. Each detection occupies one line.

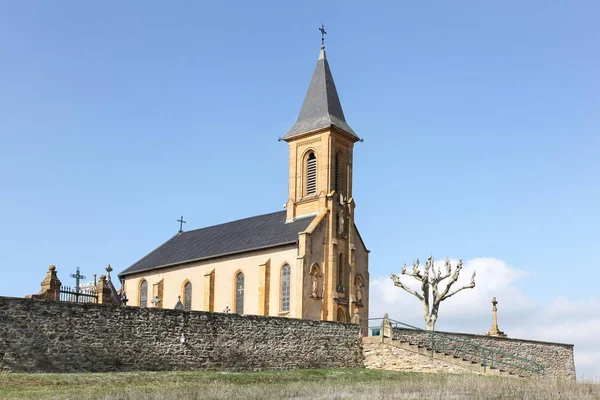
left=440, top=268, right=476, bottom=301
left=390, top=273, right=424, bottom=301
left=441, top=278, right=476, bottom=301
left=402, top=259, right=423, bottom=281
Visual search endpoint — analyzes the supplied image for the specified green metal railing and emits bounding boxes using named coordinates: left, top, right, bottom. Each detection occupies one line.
left=368, top=317, right=544, bottom=377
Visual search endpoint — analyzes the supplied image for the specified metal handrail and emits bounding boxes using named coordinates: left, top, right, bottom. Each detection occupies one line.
left=368, top=317, right=544, bottom=376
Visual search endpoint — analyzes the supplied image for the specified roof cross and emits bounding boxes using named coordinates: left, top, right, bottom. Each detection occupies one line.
left=177, top=215, right=186, bottom=233
left=319, top=24, right=327, bottom=48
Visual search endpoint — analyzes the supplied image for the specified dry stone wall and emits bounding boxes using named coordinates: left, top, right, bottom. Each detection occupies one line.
left=0, top=297, right=363, bottom=373
left=392, top=328, right=575, bottom=380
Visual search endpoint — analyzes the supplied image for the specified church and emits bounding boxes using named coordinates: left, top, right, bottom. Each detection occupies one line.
left=119, top=37, right=370, bottom=327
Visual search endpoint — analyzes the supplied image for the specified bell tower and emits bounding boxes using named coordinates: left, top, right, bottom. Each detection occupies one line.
left=283, top=32, right=364, bottom=323
left=283, top=44, right=361, bottom=222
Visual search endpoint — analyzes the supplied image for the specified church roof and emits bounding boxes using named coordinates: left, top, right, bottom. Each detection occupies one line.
left=119, top=211, right=314, bottom=277
left=284, top=47, right=359, bottom=140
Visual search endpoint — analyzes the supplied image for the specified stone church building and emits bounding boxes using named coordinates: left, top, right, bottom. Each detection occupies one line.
left=119, top=42, right=369, bottom=327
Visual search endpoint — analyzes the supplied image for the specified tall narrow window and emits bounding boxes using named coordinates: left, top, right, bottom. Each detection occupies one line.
left=139, top=280, right=148, bottom=308
left=337, top=253, right=344, bottom=291
left=184, top=282, right=192, bottom=311
left=334, top=151, right=341, bottom=192
left=306, top=152, right=317, bottom=196
left=281, top=264, right=291, bottom=312
left=235, top=272, right=244, bottom=314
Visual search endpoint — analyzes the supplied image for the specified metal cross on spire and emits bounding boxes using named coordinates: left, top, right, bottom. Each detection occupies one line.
left=69, top=267, right=86, bottom=294
left=177, top=215, right=186, bottom=233
left=319, top=24, right=327, bottom=48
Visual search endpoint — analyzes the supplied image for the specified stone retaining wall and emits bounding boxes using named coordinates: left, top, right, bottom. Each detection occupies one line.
left=392, top=327, right=575, bottom=380
left=362, top=339, right=479, bottom=375
left=0, top=297, right=363, bottom=373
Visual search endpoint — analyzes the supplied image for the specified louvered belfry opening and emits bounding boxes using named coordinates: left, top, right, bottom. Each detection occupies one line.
left=306, top=152, right=317, bottom=195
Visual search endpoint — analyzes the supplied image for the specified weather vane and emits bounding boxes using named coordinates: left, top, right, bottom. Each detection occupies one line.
left=319, top=24, right=327, bottom=48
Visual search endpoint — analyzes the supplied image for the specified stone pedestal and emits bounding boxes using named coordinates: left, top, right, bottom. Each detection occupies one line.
left=26, top=265, right=61, bottom=301
left=382, top=313, right=393, bottom=338
left=485, top=297, right=507, bottom=337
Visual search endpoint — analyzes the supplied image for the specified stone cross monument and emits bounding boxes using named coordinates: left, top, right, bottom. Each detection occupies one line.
left=485, top=297, right=507, bottom=337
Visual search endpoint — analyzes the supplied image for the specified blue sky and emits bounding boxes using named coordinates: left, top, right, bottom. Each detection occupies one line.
left=1, top=1, right=599, bottom=377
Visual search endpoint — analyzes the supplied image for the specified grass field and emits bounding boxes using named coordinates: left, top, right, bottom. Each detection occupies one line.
left=0, top=369, right=598, bottom=400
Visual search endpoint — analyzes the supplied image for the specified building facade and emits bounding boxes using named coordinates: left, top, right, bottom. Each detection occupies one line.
left=119, top=42, right=369, bottom=328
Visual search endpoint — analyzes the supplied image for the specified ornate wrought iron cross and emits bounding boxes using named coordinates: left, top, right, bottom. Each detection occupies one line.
left=177, top=215, right=186, bottom=233
left=69, top=267, right=86, bottom=293
left=319, top=24, right=327, bottom=48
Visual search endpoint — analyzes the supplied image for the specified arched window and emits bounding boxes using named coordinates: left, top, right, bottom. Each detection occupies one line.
left=184, top=281, right=192, bottom=311
left=337, top=253, right=344, bottom=291
left=337, top=307, right=347, bottom=322
left=139, top=280, right=148, bottom=308
left=235, top=272, right=244, bottom=314
left=281, top=264, right=291, bottom=312
left=305, top=151, right=317, bottom=196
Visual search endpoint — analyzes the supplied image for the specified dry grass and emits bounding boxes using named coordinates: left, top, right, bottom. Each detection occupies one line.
left=0, top=369, right=597, bottom=400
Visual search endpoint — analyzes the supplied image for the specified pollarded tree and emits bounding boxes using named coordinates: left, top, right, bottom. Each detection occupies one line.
left=390, top=256, right=476, bottom=331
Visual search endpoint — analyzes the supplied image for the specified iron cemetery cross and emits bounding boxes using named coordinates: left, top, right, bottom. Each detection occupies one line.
left=69, top=266, right=86, bottom=302
left=177, top=215, right=186, bottom=233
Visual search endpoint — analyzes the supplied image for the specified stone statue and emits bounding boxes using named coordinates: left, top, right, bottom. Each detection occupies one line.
left=355, top=281, right=363, bottom=303
left=382, top=313, right=393, bottom=338
left=311, top=273, right=319, bottom=298
left=310, top=264, right=321, bottom=299
left=337, top=209, right=345, bottom=236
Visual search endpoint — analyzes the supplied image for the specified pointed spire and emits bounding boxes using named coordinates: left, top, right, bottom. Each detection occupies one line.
left=284, top=35, right=358, bottom=140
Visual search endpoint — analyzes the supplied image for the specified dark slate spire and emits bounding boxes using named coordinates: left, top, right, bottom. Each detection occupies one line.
left=284, top=46, right=358, bottom=140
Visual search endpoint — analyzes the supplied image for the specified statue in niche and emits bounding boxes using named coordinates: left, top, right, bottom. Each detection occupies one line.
left=355, top=280, right=363, bottom=304
left=310, top=264, right=321, bottom=299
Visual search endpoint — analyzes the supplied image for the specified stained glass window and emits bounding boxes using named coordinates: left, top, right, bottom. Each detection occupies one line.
left=235, top=272, right=244, bottom=314
left=139, top=280, right=148, bottom=308
left=184, top=282, right=192, bottom=311
left=281, top=264, right=290, bottom=312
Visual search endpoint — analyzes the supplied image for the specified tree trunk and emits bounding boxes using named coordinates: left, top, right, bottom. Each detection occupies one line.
left=425, top=316, right=436, bottom=331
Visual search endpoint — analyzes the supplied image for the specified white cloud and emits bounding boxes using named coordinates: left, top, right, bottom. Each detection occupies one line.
left=369, top=257, right=600, bottom=380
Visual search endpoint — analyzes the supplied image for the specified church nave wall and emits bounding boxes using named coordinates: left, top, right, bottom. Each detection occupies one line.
left=123, top=246, right=299, bottom=318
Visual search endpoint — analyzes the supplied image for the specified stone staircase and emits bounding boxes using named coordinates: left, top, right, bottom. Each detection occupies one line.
left=362, top=336, right=523, bottom=378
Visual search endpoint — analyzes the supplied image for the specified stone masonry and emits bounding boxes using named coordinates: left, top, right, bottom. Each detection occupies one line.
left=0, top=296, right=363, bottom=373
left=362, top=339, right=480, bottom=375
left=392, top=327, right=575, bottom=380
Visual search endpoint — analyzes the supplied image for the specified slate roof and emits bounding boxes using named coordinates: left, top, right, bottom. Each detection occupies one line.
left=284, top=47, right=359, bottom=140
left=119, top=211, right=314, bottom=277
